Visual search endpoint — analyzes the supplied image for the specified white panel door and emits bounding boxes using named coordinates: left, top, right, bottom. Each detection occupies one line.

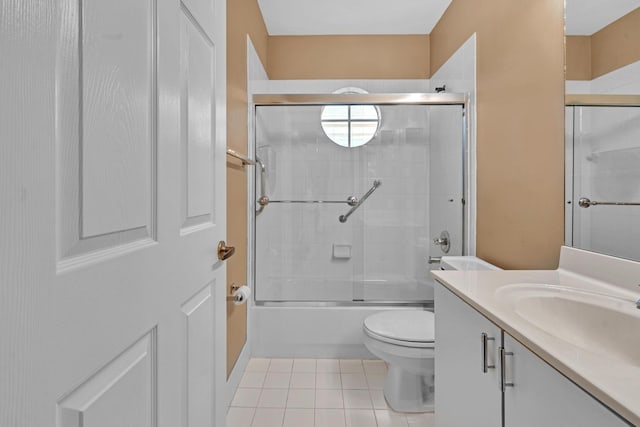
left=0, top=0, right=227, bottom=426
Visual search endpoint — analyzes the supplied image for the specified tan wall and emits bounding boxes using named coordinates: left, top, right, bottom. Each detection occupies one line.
left=267, top=35, right=430, bottom=79
left=226, top=0, right=268, bottom=376
left=566, top=36, right=591, bottom=81
left=431, top=0, right=565, bottom=269
left=591, top=7, right=640, bottom=78
left=566, top=8, right=640, bottom=80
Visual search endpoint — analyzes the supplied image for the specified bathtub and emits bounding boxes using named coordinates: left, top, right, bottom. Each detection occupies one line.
left=250, top=277, right=434, bottom=358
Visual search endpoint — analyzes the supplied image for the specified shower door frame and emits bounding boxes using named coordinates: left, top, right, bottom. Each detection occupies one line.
left=249, top=92, right=470, bottom=306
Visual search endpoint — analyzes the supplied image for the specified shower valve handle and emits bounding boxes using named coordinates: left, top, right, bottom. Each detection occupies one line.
left=432, top=231, right=451, bottom=254
left=433, top=237, right=448, bottom=245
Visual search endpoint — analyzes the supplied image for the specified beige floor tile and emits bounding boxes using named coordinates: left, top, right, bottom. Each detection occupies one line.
left=363, top=359, right=387, bottom=374
left=340, top=359, right=364, bottom=373
left=316, top=388, right=344, bottom=408
left=375, top=409, right=410, bottom=427
left=292, top=358, right=317, bottom=373
left=263, top=372, right=291, bottom=389
left=315, top=409, right=346, bottom=427
left=342, top=373, right=368, bottom=389
left=227, top=407, right=255, bottom=427
left=246, top=358, right=271, bottom=373
left=369, top=389, right=390, bottom=410
left=365, top=372, right=386, bottom=389
left=290, top=372, right=316, bottom=388
left=345, top=409, right=377, bottom=427
left=251, top=408, right=285, bottom=427
left=283, top=408, right=315, bottom=427
left=239, top=372, right=267, bottom=388
left=257, top=389, right=289, bottom=408
left=268, top=358, right=294, bottom=373
left=316, top=372, right=342, bottom=389
left=406, top=412, right=435, bottom=427
left=343, top=389, right=373, bottom=409
left=231, top=388, right=262, bottom=407
left=286, top=389, right=316, bottom=409
left=317, top=359, right=341, bottom=373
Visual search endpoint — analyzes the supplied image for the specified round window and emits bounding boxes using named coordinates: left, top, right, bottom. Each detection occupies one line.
left=321, top=88, right=380, bottom=148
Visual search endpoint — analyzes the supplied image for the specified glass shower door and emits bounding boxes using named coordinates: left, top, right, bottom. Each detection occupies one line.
left=253, top=98, right=467, bottom=303
left=359, top=104, right=465, bottom=302
left=254, top=104, right=365, bottom=302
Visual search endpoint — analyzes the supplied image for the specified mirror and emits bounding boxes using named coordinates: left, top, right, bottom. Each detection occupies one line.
left=565, top=1, right=640, bottom=261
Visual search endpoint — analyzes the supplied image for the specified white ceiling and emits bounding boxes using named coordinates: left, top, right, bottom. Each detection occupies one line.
left=258, top=0, right=640, bottom=37
left=257, top=0, right=453, bottom=35
left=566, top=0, right=640, bottom=35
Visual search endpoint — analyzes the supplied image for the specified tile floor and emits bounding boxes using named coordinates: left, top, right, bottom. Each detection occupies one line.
left=227, top=358, right=435, bottom=427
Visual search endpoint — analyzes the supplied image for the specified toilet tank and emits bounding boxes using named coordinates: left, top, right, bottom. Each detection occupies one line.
left=439, top=256, right=502, bottom=271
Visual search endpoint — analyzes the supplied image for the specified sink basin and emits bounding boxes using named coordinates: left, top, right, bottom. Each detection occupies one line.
left=495, top=284, right=640, bottom=366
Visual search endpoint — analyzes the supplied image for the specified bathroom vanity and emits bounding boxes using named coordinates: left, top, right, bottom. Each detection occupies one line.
left=432, top=247, right=639, bottom=426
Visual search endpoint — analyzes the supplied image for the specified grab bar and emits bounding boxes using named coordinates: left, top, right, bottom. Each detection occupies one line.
left=227, top=149, right=256, bottom=166
left=261, top=199, right=357, bottom=205
left=578, top=197, right=640, bottom=208
left=339, top=180, right=382, bottom=223
left=255, top=156, right=267, bottom=214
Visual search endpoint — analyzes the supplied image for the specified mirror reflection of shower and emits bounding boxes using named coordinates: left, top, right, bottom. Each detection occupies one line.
left=253, top=94, right=466, bottom=304
left=565, top=97, right=640, bottom=261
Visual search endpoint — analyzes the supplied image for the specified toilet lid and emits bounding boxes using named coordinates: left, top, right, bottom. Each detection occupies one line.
left=364, top=311, right=434, bottom=344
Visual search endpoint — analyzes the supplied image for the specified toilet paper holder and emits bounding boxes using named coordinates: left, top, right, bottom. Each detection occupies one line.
left=227, top=284, right=251, bottom=304
left=227, top=284, right=240, bottom=301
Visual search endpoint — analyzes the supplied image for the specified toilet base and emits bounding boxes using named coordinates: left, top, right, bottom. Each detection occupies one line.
left=383, top=364, right=434, bottom=413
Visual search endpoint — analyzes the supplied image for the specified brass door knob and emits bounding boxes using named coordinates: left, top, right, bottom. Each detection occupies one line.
left=217, top=241, right=235, bottom=261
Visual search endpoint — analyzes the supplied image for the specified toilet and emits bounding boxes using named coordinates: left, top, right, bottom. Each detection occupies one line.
left=363, top=310, right=435, bottom=412
left=363, top=256, right=501, bottom=413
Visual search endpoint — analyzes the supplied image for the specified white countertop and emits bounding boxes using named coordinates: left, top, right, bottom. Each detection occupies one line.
left=432, top=250, right=640, bottom=426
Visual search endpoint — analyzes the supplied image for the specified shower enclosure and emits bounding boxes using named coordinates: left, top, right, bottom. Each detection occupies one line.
left=565, top=95, right=640, bottom=261
left=251, top=93, right=467, bottom=304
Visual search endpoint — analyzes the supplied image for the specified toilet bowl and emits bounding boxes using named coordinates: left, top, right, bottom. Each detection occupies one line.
left=362, top=310, right=435, bottom=413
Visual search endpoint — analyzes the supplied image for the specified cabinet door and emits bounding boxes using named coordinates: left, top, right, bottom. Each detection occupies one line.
left=435, top=284, right=502, bottom=427
left=503, top=333, right=630, bottom=427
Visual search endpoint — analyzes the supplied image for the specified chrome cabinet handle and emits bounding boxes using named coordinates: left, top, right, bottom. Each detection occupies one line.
left=500, top=347, right=514, bottom=392
left=217, top=241, right=235, bottom=261
left=481, top=333, right=495, bottom=373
